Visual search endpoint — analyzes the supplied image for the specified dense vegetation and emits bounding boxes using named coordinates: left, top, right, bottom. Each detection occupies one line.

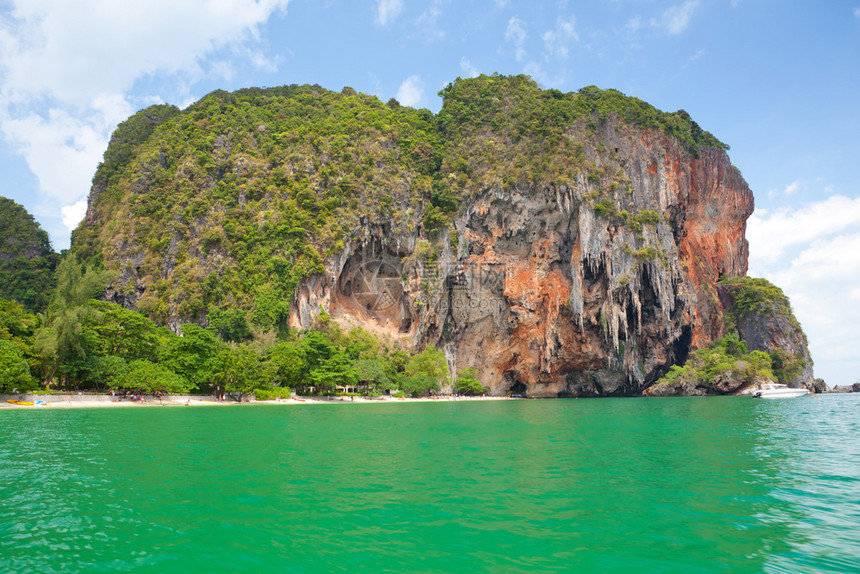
left=718, top=276, right=807, bottom=383
left=0, top=196, right=59, bottom=312
left=72, top=74, right=728, bottom=331
left=655, top=276, right=808, bottom=389
left=657, top=334, right=774, bottom=392
left=718, top=276, right=799, bottom=328
left=0, top=292, right=458, bottom=400
left=0, top=257, right=461, bottom=397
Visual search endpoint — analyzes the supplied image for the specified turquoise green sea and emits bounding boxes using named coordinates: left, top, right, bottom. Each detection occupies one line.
left=1, top=395, right=858, bottom=573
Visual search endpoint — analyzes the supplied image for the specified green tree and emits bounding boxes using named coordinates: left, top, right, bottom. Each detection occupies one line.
left=159, top=324, right=223, bottom=391
left=0, top=299, right=40, bottom=379
left=343, top=327, right=380, bottom=360
left=112, top=359, right=189, bottom=396
left=454, top=367, right=488, bottom=396
left=41, top=254, right=110, bottom=386
left=0, top=196, right=59, bottom=312
left=399, top=344, right=448, bottom=396
left=88, top=355, right=130, bottom=390
left=769, top=347, right=805, bottom=383
left=309, top=351, right=357, bottom=394
left=250, top=284, right=291, bottom=333
left=88, top=300, right=161, bottom=361
left=298, top=330, right=337, bottom=370
left=399, top=373, right=440, bottom=397
left=213, top=347, right=274, bottom=401
left=354, top=359, right=392, bottom=393
left=269, top=341, right=309, bottom=389
left=382, top=348, right=410, bottom=382
left=405, top=344, right=448, bottom=382
left=40, top=299, right=164, bottom=390
left=207, top=307, right=252, bottom=343
left=0, top=299, right=39, bottom=342
left=655, top=334, right=776, bottom=391
left=0, top=340, right=34, bottom=391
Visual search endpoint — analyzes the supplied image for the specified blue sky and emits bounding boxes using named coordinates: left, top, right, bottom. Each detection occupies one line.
left=1, top=0, right=859, bottom=386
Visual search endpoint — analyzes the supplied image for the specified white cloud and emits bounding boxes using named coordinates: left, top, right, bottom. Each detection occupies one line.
left=494, top=0, right=510, bottom=8
left=460, top=57, right=479, bottom=78
left=746, top=195, right=860, bottom=264
left=855, top=7, right=860, bottom=18
left=61, top=200, right=87, bottom=230
left=505, top=16, right=527, bottom=62
left=756, top=231, right=860, bottom=386
left=653, top=0, right=699, bottom=35
left=625, top=17, right=643, bottom=34
left=523, top=61, right=566, bottom=88
left=396, top=75, right=425, bottom=107
left=417, top=0, right=447, bottom=40
left=375, top=0, right=404, bottom=27
left=541, top=15, right=578, bottom=60
left=0, top=0, right=289, bottom=107
left=774, top=233, right=860, bottom=283
left=523, top=61, right=544, bottom=84
left=0, top=0, right=289, bottom=237
left=1, top=108, right=118, bottom=206
left=505, top=15, right=575, bottom=87
left=748, top=195, right=860, bottom=387
left=784, top=180, right=801, bottom=195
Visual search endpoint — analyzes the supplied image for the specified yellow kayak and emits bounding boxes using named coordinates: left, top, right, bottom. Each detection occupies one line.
left=6, top=400, right=35, bottom=406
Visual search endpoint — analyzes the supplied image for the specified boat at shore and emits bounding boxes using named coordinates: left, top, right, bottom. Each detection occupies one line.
left=752, top=383, right=809, bottom=399
left=6, top=399, right=35, bottom=406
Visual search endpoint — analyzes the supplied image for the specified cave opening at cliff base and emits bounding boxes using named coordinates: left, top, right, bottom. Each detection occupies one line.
left=509, top=381, right=527, bottom=397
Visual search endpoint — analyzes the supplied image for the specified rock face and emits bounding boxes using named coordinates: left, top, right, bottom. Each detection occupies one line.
left=644, top=372, right=773, bottom=398
left=75, top=78, right=814, bottom=397
left=292, top=124, right=753, bottom=397
left=717, top=281, right=821, bottom=392
left=830, top=383, right=860, bottom=393
left=734, top=312, right=817, bottom=390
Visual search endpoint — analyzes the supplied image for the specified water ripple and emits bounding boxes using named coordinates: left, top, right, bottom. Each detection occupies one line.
left=1, top=396, right=858, bottom=572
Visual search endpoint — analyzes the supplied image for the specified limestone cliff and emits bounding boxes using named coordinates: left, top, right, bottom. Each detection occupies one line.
left=293, top=124, right=752, bottom=396
left=73, top=75, right=810, bottom=396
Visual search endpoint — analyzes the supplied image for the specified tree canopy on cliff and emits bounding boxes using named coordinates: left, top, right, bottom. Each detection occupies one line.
left=655, top=333, right=775, bottom=392
left=71, top=75, right=731, bottom=332
left=719, top=276, right=795, bottom=323
left=718, top=276, right=808, bottom=385
left=0, top=196, right=59, bottom=312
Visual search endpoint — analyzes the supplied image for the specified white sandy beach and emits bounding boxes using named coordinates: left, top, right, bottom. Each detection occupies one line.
left=0, top=394, right=516, bottom=409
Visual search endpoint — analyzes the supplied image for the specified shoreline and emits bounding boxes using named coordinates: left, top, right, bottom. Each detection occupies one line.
left=0, top=394, right=517, bottom=409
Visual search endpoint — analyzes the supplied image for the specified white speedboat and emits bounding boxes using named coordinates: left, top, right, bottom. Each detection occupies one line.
left=752, top=383, right=809, bottom=399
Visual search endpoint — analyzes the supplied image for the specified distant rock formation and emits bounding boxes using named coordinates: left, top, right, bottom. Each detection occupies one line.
left=829, top=383, right=859, bottom=393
